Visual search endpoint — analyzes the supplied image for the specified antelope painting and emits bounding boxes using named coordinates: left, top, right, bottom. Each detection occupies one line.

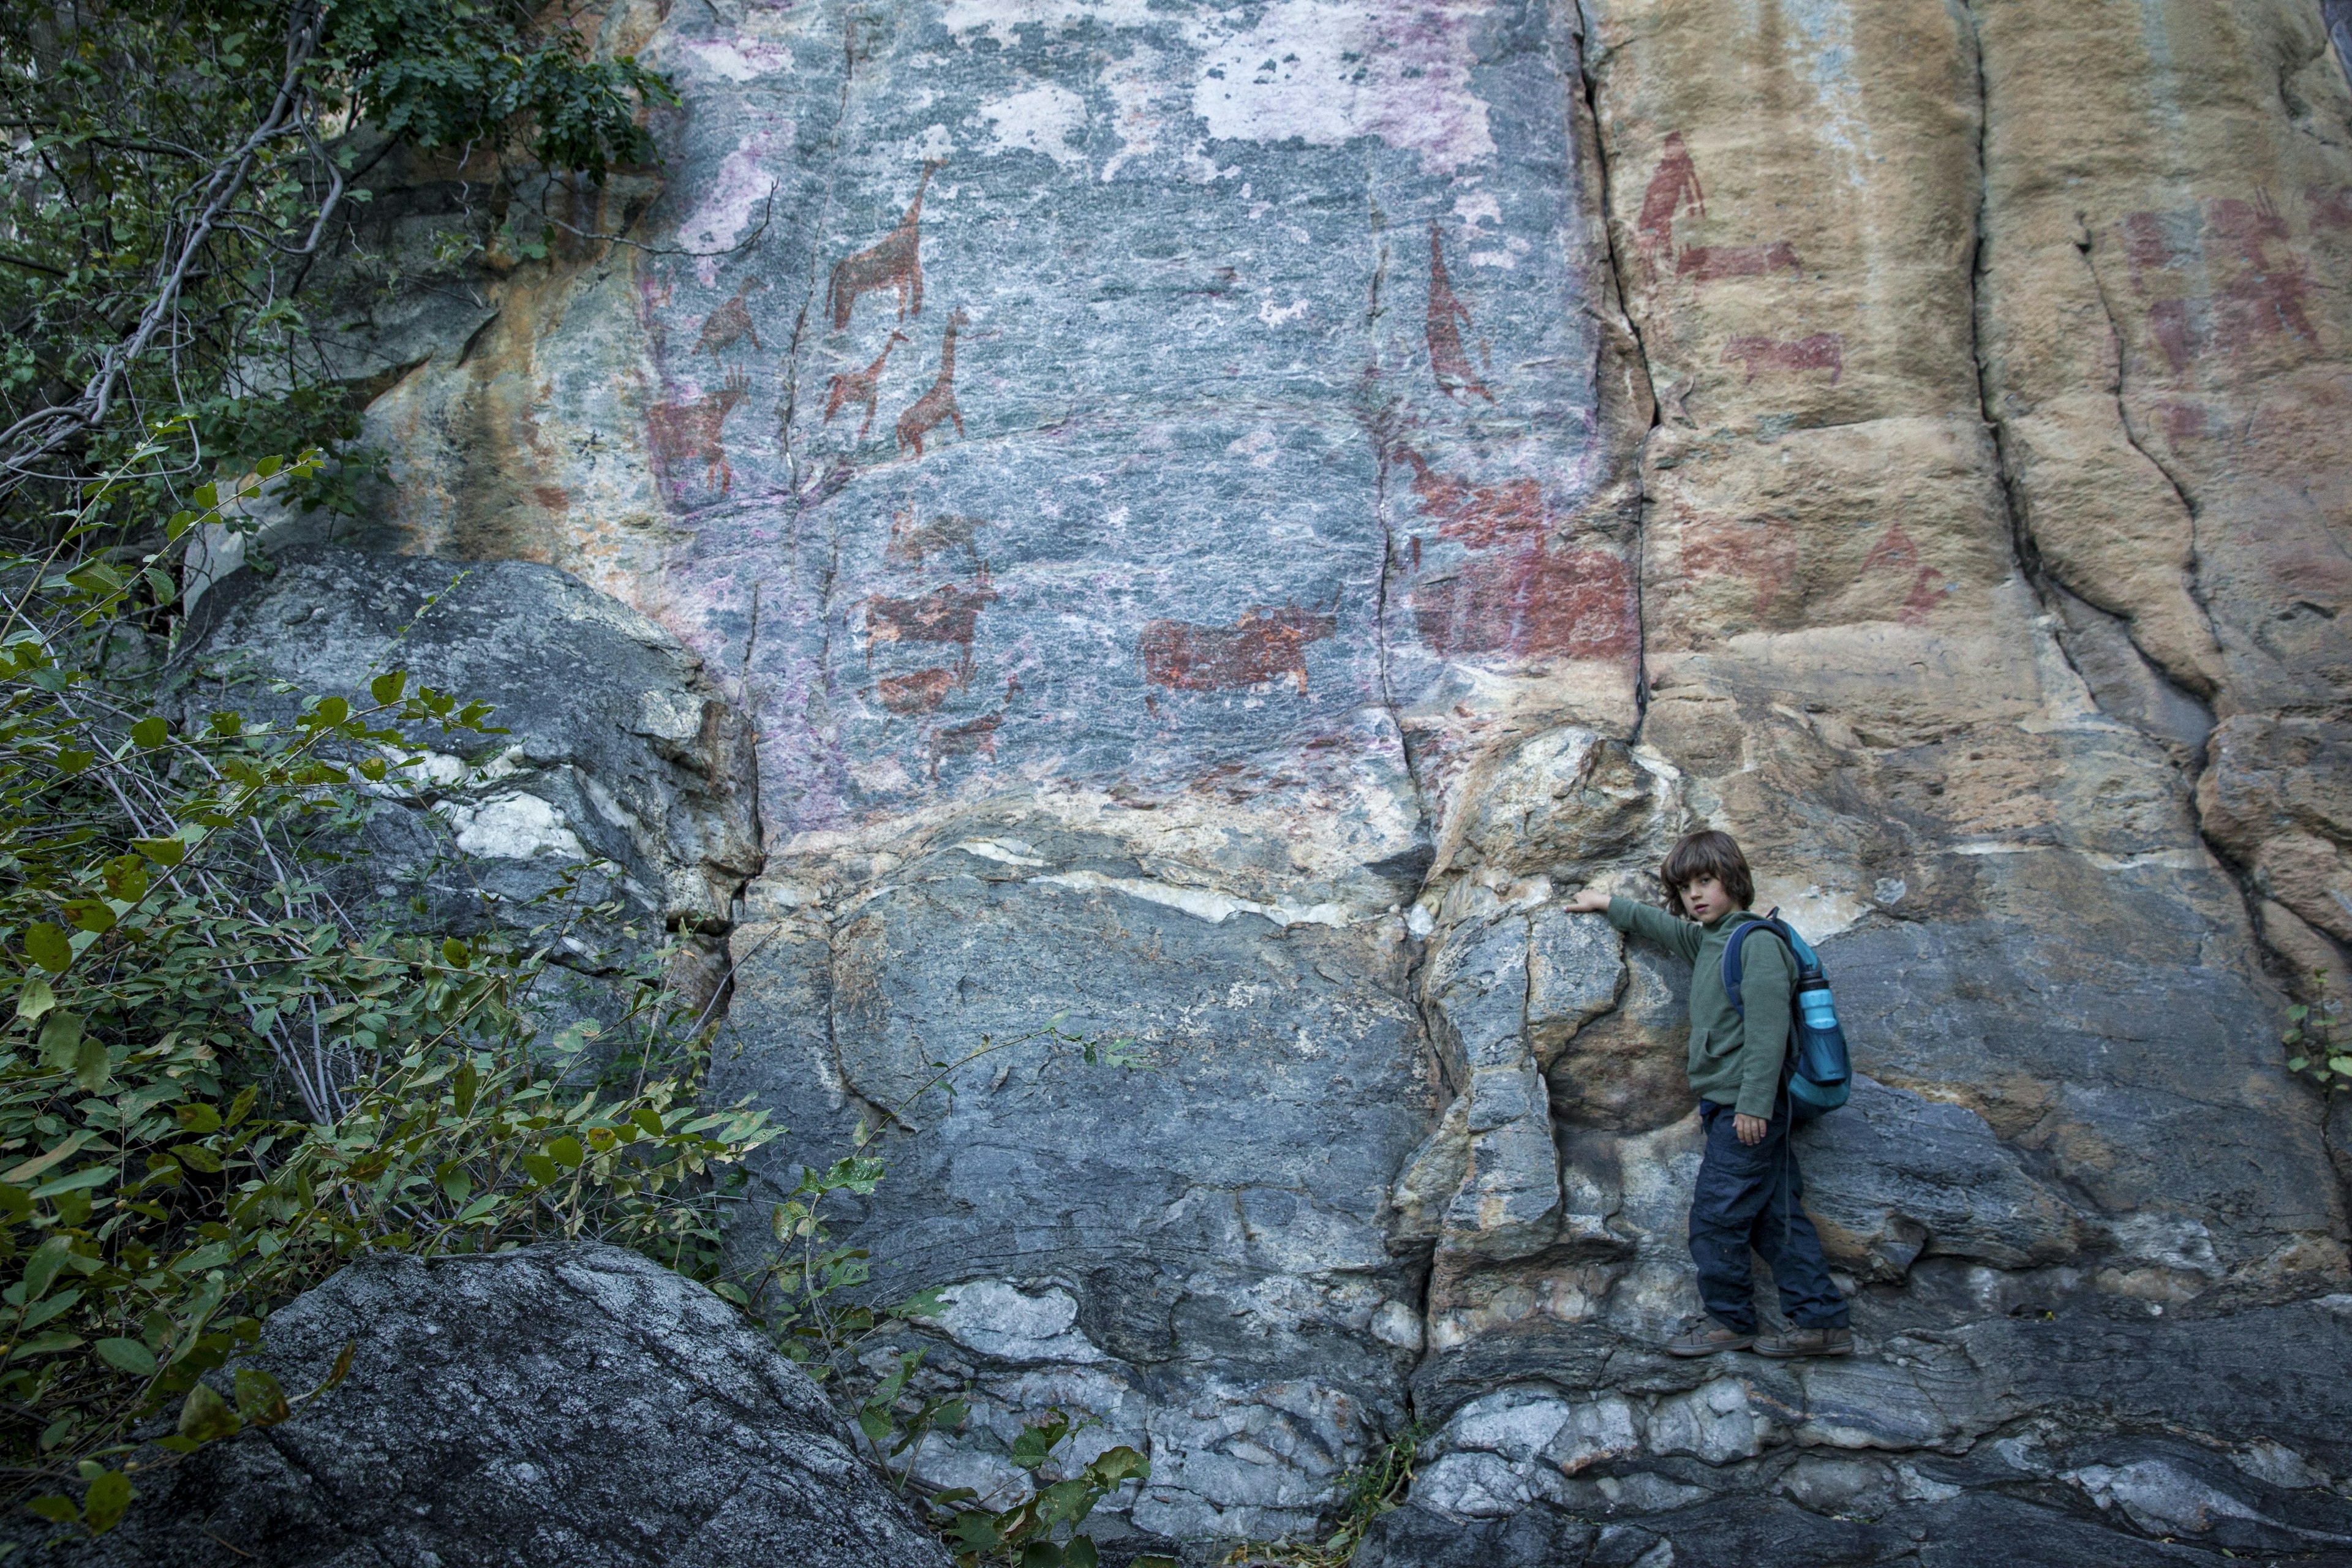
left=1426, top=222, right=1494, bottom=404
left=647, top=364, right=750, bottom=494
left=696, top=274, right=767, bottom=360
left=895, top=309, right=966, bottom=459
left=829, top=160, right=942, bottom=331
left=824, top=330, right=908, bottom=440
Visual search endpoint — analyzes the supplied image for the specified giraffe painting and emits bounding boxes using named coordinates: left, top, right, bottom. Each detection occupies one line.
left=829, top=160, right=942, bottom=331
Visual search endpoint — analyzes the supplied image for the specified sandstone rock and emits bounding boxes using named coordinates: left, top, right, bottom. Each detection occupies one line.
left=7, top=1245, right=949, bottom=1568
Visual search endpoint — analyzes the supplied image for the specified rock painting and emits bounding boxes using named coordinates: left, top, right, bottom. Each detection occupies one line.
left=864, top=570, right=998, bottom=676
left=647, top=365, right=750, bottom=496
left=829, top=160, right=941, bottom=331
left=1634, top=130, right=1799, bottom=289
left=1395, top=447, right=1637, bottom=662
left=1426, top=221, right=1494, bottom=402
left=825, top=330, right=909, bottom=440
left=1139, top=605, right=1338, bottom=695
left=2122, top=195, right=2319, bottom=371
left=1636, top=130, right=1705, bottom=265
left=1861, top=524, right=1947, bottom=624
left=894, top=309, right=967, bottom=458
left=696, top=274, right=767, bottom=360
left=1721, top=331, right=1844, bottom=384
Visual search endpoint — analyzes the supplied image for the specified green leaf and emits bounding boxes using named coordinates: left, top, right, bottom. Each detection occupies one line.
left=94, top=1338, right=157, bottom=1377
left=234, top=1366, right=289, bottom=1425
left=370, top=671, right=407, bottom=704
left=176, top=1101, right=222, bottom=1135
left=20, top=1235, right=72, bottom=1302
left=176, top=1381, right=241, bottom=1443
left=255, top=454, right=284, bottom=479
left=24, top=1496, right=77, bottom=1526
left=133, top=837, right=185, bottom=867
left=130, top=716, right=168, bottom=748
left=81, top=1469, right=133, bottom=1536
left=1021, top=1542, right=1063, bottom=1568
left=453, top=1060, right=478, bottom=1118
left=1011, top=1425, right=1055, bottom=1471
left=1063, top=1537, right=1099, bottom=1568
left=946, top=1513, right=1003, bottom=1551
left=442, top=938, right=470, bottom=969
left=73, top=1035, right=110, bottom=1095
left=1088, top=1445, right=1148, bottom=1484
left=194, top=483, right=218, bottom=510
left=2289, top=1056, right=2312, bottom=1071
left=1036, top=1478, right=1092, bottom=1525
left=37, top=1009, right=83, bottom=1069
left=313, top=696, right=349, bottom=726
left=15, top=1332, right=83, bottom=1357
left=546, top=1136, right=583, bottom=1169
left=2331, top=1056, right=2352, bottom=1076
left=857, top=1406, right=892, bottom=1442
left=62, top=900, right=115, bottom=935
left=24, top=924, right=70, bottom=973
left=15, top=974, right=55, bottom=1021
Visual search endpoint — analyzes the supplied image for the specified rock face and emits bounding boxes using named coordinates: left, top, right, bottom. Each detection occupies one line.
left=11, top=1245, right=950, bottom=1568
left=268, top=0, right=2352, bottom=1559
left=184, top=545, right=761, bottom=1022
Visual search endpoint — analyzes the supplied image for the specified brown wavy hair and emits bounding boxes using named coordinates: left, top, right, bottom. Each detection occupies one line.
left=1658, top=829, right=1755, bottom=918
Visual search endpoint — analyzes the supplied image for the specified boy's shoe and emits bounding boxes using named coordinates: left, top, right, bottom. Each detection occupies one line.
left=1754, top=1326, right=1854, bottom=1358
left=1664, top=1324, right=1756, bottom=1357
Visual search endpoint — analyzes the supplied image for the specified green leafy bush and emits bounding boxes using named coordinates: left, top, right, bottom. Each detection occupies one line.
left=0, top=448, right=773, bottom=1536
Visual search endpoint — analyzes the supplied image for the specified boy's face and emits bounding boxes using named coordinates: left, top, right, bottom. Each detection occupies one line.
left=1679, top=874, right=1735, bottom=923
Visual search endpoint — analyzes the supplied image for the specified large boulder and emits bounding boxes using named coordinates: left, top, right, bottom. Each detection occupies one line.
left=9, top=1245, right=950, bottom=1568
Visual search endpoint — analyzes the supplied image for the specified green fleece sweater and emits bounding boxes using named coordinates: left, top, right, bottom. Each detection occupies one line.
left=1606, top=896, right=1793, bottom=1118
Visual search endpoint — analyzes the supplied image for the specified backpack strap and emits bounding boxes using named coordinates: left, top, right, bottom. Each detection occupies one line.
left=1721, top=910, right=1825, bottom=1016
left=1719, top=916, right=1780, bottom=1019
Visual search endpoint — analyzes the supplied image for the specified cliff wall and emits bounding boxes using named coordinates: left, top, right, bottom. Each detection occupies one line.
left=300, top=1, right=2352, bottom=1556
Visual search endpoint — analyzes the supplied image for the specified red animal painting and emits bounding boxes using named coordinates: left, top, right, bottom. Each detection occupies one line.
left=929, top=709, right=1004, bottom=777
left=1676, top=514, right=1801, bottom=619
left=1393, top=446, right=1545, bottom=549
left=864, top=569, right=998, bottom=669
left=1861, top=525, right=1947, bottom=624
left=885, top=511, right=992, bottom=568
left=1409, top=546, right=1638, bottom=662
left=876, top=668, right=957, bottom=715
left=895, top=309, right=967, bottom=458
left=825, top=330, right=908, bottom=440
left=1676, top=241, right=1801, bottom=286
left=829, top=160, right=941, bottom=331
left=1426, top=221, right=1494, bottom=404
left=697, top=274, right=767, bottom=360
left=1139, top=604, right=1338, bottom=695
left=1721, top=332, right=1844, bottom=385
left=2122, top=195, right=2318, bottom=370
left=647, top=364, right=750, bottom=494
left=1637, top=132, right=1706, bottom=265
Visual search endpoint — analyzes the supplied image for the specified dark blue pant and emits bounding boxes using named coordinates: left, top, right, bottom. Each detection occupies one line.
left=1692, top=1098, right=1849, bottom=1333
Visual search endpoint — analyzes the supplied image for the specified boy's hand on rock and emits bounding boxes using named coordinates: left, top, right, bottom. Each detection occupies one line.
left=1563, top=887, right=1611, bottom=913
left=1734, top=1114, right=1768, bottom=1145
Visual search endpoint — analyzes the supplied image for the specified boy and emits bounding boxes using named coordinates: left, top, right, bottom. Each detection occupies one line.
left=1563, top=829, right=1853, bottom=1358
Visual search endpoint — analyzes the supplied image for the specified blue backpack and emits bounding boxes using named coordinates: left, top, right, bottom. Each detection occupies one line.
left=1721, top=910, right=1852, bottom=1120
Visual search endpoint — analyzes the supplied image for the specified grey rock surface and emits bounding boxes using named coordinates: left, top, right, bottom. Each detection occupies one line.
left=182, top=545, right=761, bottom=1027
left=9, top=1245, right=949, bottom=1568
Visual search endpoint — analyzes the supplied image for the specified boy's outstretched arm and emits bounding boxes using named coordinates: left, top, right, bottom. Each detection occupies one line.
left=1564, top=886, right=1703, bottom=963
